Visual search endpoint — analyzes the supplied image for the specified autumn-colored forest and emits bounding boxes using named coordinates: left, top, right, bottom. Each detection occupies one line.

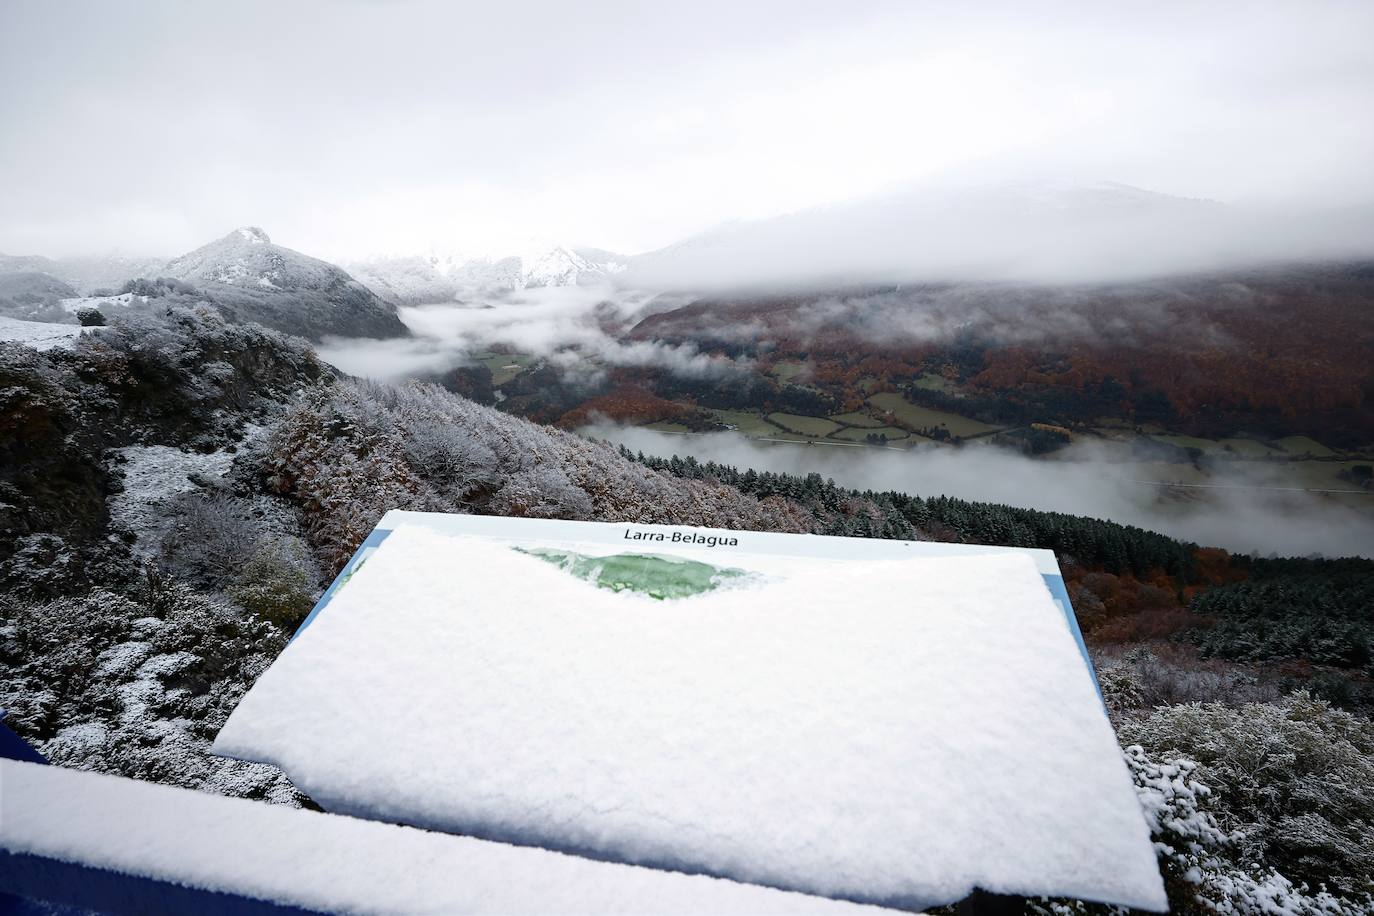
left=618, top=261, right=1374, bottom=444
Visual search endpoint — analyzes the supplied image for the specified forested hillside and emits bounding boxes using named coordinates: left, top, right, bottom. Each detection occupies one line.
left=1, top=308, right=1370, bottom=913
left=611, top=263, right=1374, bottom=445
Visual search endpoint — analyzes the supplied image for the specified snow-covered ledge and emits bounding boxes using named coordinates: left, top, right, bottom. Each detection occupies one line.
left=0, top=760, right=890, bottom=915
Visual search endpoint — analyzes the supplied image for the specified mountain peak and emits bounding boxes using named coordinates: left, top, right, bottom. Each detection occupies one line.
left=232, top=227, right=271, bottom=245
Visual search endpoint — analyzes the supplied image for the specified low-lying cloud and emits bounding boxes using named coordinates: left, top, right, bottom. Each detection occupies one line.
left=624, top=183, right=1374, bottom=291
left=318, top=286, right=744, bottom=384
left=587, top=425, right=1374, bottom=559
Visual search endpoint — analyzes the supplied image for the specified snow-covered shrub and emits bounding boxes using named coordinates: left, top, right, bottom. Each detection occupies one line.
left=1120, top=693, right=1374, bottom=901
left=0, top=585, right=303, bottom=806
left=160, top=490, right=265, bottom=586
left=265, top=385, right=426, bottom=573
left=495, top=467, right=594, bottom=519
left=75, top=306, right=105, bottom=327
left=229, top=538, right=317, bottom=631
left=402, top=416, right=501, bottom=500
left=1097, top=647, right=1281, bottom=714
left=1029, top=744, right=1366, bottom=916
left=264, top=378, right=813, bottom=574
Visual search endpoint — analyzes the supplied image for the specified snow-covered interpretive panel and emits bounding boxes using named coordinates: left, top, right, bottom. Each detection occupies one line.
left=214, top=513, right=1165, bottom=911
left=0, top=759, right=888, bottom=915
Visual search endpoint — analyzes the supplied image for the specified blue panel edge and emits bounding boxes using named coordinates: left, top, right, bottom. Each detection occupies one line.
left=0, top=851, right=319, bottom=916
left=0, top=712, right=46, bottom=765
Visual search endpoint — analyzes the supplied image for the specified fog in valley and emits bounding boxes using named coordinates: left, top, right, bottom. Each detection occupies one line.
left=318, top=287, right=743, bottom=384
left=312, top=285, right=1374, bottom=560
left=589, top=425, right=1374, bottom=559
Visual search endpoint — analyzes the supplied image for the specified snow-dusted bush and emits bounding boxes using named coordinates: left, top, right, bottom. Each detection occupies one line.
left=265, top=379, right=812, bottom=574
left=228, top=538, right=317, bottom=631
left=265, top=385, right=426, bottom=572
left=75, top=306, right=105, bottom=327
left=0, top=586, right=303, bottom=806
left=1127, top=741, right=1366, bottom=915
left=159, top=491, right=266, bottom=586
left=1097, top=648, right=1282, bottom=715
left=1120, top=693, right=1374, bottom=902
left=1031, top=742, right=1367, bottom=916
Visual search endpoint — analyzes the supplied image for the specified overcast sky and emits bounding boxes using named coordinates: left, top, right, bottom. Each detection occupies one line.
left=2, top=0, right=1373, bottom=260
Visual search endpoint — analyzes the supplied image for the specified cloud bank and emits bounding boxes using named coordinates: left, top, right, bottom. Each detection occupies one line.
left=624, top=184, right=1374, bottom=290
left=317, top=287, right=743, bottom=385
left=587, top=426, right=1374, bottom=559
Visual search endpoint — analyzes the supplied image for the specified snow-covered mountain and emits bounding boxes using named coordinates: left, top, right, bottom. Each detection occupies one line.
left=346, top=243, right=627, bottom=303
left=163, top=227, right=327, bottom=290
left=160, top=227, right=408, bottom=340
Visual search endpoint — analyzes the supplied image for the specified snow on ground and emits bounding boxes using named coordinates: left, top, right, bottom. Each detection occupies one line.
left=0, top=316, right=86, bottom=351
left=107, top=444, right=237, bottom=555
left=0, top=760, right=888, bottom=915
left=59, top=292, right=147, bottom=313
left=215, top=524, right=1166, bottom=911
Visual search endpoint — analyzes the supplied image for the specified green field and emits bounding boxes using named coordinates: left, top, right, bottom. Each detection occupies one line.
left=829, top=425, right=910, bottom=443
left=829, top=411, right=884, bottom=428
left=1149, top=433, right=1235, bottom=455
left=912, top=373, right=958, bottom=394
left=642, top=421, right=693, bottom=433
left=767, top=361, right=808, bottom=383
left=708, top=409, right=783, bottom=436
left=1217, top=438, right=1284, bottom=459
left=1273, top=436, right=1339, bottom=458
left=866, top=393, right=1001, bottom=437
left=768, top=413, right=841, bottom=436
left=471, top=351, right=538, bottom=386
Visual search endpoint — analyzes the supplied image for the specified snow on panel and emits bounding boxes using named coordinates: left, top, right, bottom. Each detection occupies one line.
left=0, top=760, right=887, bottom=915
left=215, top=523, right=1165, bottom=911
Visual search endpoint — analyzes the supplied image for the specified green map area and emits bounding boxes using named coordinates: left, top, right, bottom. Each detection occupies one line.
left=515, top=548, right=750, bottom=600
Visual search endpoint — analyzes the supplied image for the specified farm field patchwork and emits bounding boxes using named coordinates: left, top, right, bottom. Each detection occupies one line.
left=472, top=351, right=539, bottom=386
left=829, top=411, right=885, bottom=428
left=830, top=425, right=911, bottom=443
left=767, top=413, right=842, bottom=437
left=707, top=409, right=785, bottom=437
left=866, top=393, right=1003, bottom=437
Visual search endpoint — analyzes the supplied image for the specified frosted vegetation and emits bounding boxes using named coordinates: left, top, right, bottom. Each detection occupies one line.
left=0, top=307, right=1370, bottom=912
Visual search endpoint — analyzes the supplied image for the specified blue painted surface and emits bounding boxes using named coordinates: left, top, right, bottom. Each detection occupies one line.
left=1042, top=574, right=1100, bottom=698
left=0, top=713, right=45, bottom=766
left=292, top=527, right=393, bottom=640
left=0, top=852, right=319, bottom=916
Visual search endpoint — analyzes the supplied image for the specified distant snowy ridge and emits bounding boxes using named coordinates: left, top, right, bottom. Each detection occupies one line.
left=346, top=243, right=628, bottom=302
